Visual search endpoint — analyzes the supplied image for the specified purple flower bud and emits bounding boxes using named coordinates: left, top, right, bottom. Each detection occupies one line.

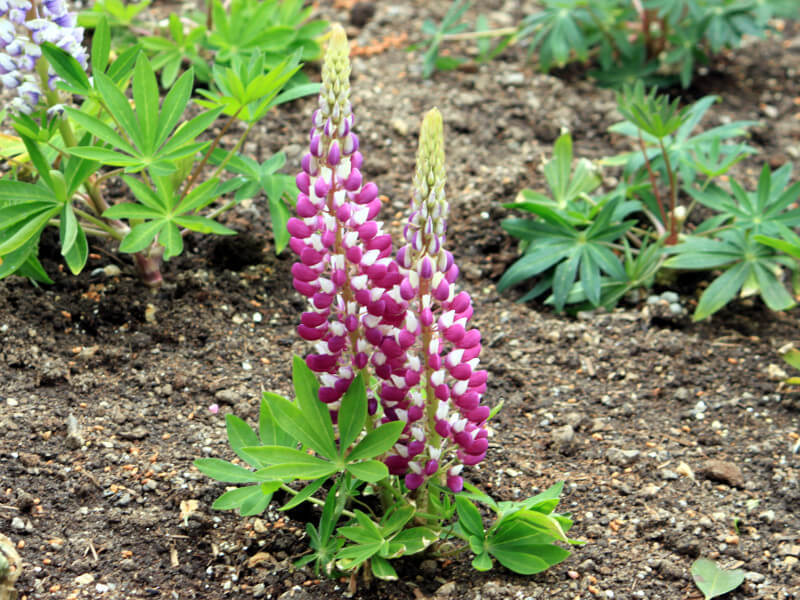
left=425, top=459, right=439, bottom=475
left=313, top=292, right=333, bottom=309
left=327, top=140, right=341, bottom=166
left=434, top=384, right=449, bottom=401
left=451, top=291, right=470, bottom=313
left=319, top=387, right=342, bottom=403
left=351, top=151, right=363, bottom=169
left=444, top=324, right=465, bottom=344
left=296, top=172, right=310, bottom=194
left=419, top=256, right=433, bottom=279
left=358, top=221, right=378, bottom=241
left=386, top=455, right=410, bottom=475
left=327, top=336, right=346, bottom=353
left=446, top=475, right=464, bottom=493
left=356, top=181, right=378, bottom=205
left=300, top=247, right=323, bottom=266
left=314, top=176, right=330, bottom=199
left=433, top=279, right=450, bottom=301
left=407, top=440, right=425, bottom=457
left=287, top=217, right=312, bottom=239
left=293, top=279, right=317, bottom=297
left=291, top=263, right=318, bottom=282
left=301, top=312, right=327, bottom=327
left=435, top=419, right=451, bottom=437
left=297, top=324, right=325, bottom=341
left=343, top=168, right=362, bottom=191
left=450, top=363, right=472, bottom=381
left=419, top=307, right=433, bottom=327
left=343, top=132, right=359, bottom=155
left=455, top=392, right=480, bottom=411
left=309, top=134, right=322, bottom=157
left=404, top=369, right=420, bottom=387
left=459, top=329, right=481, bottom=349
left=405, top=472, right=424, bottom=490
left=307, top=353, right=338, bottom=372
left=459, top=451, right=486, bottom=466
left=469, top=370, right=488, bottom=387
left=365, top=326, right=383, bottom=346
left=355, top=352, right=369, bottom=370
left=345, top=245, right=362, bottom=264
left=445, top=262, right=459, bottom=283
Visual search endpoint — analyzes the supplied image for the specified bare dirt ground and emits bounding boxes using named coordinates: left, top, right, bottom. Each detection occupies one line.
left=1, top=1, right=799, bottom=599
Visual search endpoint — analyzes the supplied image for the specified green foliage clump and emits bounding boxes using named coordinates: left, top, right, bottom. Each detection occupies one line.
left=500, top=83, right=800, bottom=320
left=417, top=0, right=793, bottom=88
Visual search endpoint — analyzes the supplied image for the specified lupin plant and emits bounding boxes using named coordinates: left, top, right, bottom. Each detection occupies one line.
left=198, top=24, right=577, bottom=584
left=0, top=1, right=314, bottom=286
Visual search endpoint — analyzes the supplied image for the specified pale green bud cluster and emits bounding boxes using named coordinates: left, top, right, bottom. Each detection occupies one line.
left=319, top=24, right=351, bottom=126
left=406, top=108, right=448, bottom=264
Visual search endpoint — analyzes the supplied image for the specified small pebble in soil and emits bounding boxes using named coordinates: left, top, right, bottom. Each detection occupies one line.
left=606, top=447, right=641, bottom=466
left=65, top=414, right=84, bottom=450
left=700, top=459, right=745, bottom=488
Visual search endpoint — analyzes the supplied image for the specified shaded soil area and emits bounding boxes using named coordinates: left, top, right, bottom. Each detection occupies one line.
left=2, top=1, right=800, bottom=599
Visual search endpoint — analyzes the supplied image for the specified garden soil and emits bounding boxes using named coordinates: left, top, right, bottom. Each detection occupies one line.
left=1, top=1, right=799, bottom=599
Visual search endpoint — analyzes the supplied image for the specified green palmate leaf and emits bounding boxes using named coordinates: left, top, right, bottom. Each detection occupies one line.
left=693, top=262, right=749, bottom=321
left=101, top=203, right=162, bottom=220
left=59, top=204, right=78, bottom=255
left=160, top=222, right=183, bottom=259
left=691, top=558, right=745, bottom=600
left=290, top=356, right=337, bottom=459
left=173, top=216, right=236, bottom=235
left=41, top=43, right=90, bottom=94
left=337, top=374, right=367, bottom=451
left=93, top=71, right=143, bottom=150
left=212, top=485, right=263, bottom=510
left=345, top=460, right=388, bottom=483
left=391, top=527, right=438, bottom=555
left=0, top=181, right=55, bottom=205
left=472, top=551, right=493, bottom=571
left=259, top=393, right=296, bottom=447
left=193, top=458, right=265, bottom=483
left=155, top=69, right=194, bottom=150
left=62, top=224, right=88, bottom=275
left=781, top=348, right=800, bottom=372
left=487, top=518, right=571, bottom=574
left=0, top=204, right=60, bottom=255
left=226, top=414, right=260, bottom=466
left=280, top=477, right=327, bottom=511
left=336, top=542, right=382, bottom=570
left=240, top=483, right=279, bottom=516
left=456, top=496, right=485, bottom=539
left=370, top=555, right=398, bottom=581
left=119, top=220, right=164, bottom=253
left=92, top=17, right=111, bottom=74
left=243, top=442, right=337, bottom=483
left=346, top=421, right=405, bottom=463
left=132, top=54, right=161, bottom=154
left=212, top=481, right=280, bottom=515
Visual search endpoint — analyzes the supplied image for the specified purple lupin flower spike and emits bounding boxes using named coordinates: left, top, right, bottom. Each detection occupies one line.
left=378, top=108, right=489, bottom=493
left=290, top=27, right=489, bottom=494
left=288, top=24, right=394, bottom=418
